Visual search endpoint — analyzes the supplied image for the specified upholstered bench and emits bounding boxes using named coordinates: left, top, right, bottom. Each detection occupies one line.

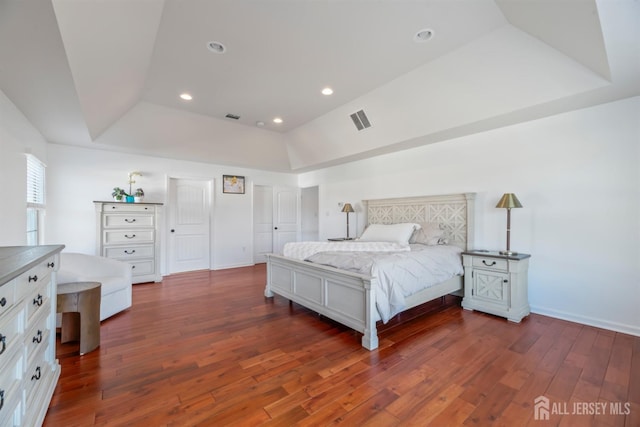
left=57, top=253, right=132, bottom=321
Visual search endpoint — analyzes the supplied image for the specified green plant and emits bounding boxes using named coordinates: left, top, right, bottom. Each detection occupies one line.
left=112, top=187, right=126, bottom=199
left=135, top=188, right=144, bottom=197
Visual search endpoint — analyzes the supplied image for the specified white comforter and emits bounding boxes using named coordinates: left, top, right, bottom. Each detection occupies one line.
left=283, top=241, right=410, bottom=260
left=305, top=244, right=463, bottom=323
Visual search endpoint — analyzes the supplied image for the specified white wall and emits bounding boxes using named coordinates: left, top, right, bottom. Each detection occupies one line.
left=45, top=144, right=297, bottom=271
left=299, top=97, right=640, bottom=336
left=0, top=89, right=49, bottom=246
left=4, top=85, right=638, bottom=338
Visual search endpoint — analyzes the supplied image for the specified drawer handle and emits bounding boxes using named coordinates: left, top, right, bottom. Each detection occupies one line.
left=131, top=265, right=136, bottom=269
left=33, top=294, right=43, bottom=307
left=124, top=250, right=136, bottom=255
left=48, top=261, right=55, bottom=268
left=0, top=388, right=4, bottom=411
left=482, top=260, right=496, bottom=267
left=125, top=218, right=136, bottom=223
left=33, top=330, right=43, bottom=344
left=0, top=334, right=5, bottom=355
left=124, top=234, right=136, bottom=239
left=31, top=366, right=41, bottom=381
left=29, top=275, right=38, bottom=282
left=0, top=297, right=6, bottom=307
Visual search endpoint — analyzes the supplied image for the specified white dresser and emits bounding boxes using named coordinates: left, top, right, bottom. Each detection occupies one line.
left=0, top=245, right=64, bottom=427
left=95, top=202, right=162, bottom=284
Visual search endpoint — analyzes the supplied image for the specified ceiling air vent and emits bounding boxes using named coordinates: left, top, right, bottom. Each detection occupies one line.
left=350, top=110, right=371, bottom=131
left=225, top=113, right=240, bottom=120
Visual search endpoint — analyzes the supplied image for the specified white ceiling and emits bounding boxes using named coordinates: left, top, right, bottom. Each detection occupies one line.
left=0, top=0, right=638, bottom=172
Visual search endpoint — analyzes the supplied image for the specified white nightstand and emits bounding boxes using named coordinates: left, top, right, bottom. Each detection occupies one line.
left=461, top=250, right=531, bottom=322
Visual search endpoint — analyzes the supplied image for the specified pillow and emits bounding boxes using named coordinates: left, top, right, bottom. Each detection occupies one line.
left=358, top=223, right=421, bottom=244
left=409, top=222, right=449, bottom=245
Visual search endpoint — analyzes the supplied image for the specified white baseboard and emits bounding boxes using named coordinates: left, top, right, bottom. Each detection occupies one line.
left=212, top=262, right=255, bottom=270
left=530, top=305, right=640, bottom=337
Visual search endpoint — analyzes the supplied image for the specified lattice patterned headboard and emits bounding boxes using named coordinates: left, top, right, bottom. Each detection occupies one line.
left=363, top=193, right=476, bottom=250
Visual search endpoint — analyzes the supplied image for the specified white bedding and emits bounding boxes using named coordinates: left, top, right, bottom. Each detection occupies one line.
left=305, top=244, right=463, bottom=323
left=282, top=241, right=410, bottom=261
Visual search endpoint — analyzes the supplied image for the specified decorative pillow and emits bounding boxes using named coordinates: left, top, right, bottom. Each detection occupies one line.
left=358, top=223, right=421, bottom=244
left=409, top=222, right=449, bottom=245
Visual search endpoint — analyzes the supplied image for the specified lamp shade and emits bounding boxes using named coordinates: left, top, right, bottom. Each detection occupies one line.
left=495, top=193, right=523, bottom=209
left=341, top=203, right=355, bottom=213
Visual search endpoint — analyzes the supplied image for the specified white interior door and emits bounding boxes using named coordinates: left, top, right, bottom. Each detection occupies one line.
left=168, top=178, right=212, bottom=274
left=253, top=185, right=273, bottom=263
left=273, top=186, right=300, bottom=254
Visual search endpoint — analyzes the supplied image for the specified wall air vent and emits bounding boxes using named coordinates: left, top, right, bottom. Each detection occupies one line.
left=350, top=109, right=371, bottom=131
left=225, top=113, right=240, bottom=120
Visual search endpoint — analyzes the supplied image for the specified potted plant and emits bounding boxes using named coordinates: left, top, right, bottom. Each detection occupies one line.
left=112, top=187, right=125, bottom=202
left=134, top=188, right=144, bottom=203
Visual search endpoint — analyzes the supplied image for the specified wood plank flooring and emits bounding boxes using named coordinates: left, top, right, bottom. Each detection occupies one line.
left=44, top=265, right=639, bottom=426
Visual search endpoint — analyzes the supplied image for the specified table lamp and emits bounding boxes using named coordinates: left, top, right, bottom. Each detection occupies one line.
left=496, top=193, right=522, bottom=255
left=342, top=203, right=355, bottom=239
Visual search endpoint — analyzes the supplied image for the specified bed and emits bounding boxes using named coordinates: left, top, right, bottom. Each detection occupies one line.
left=264, top=192, right=476, bottom=350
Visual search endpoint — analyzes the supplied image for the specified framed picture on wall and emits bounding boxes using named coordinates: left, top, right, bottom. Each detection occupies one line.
left=223, top=175, right=245, bottom=194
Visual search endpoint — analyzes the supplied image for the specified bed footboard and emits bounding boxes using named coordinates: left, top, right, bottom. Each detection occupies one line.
left=265, top=253, right=379, bottom=350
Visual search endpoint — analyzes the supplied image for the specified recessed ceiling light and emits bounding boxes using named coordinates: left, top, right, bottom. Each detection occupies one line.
left=256, top=121, right=265, bottom=127
left=180, top=93, right=193, bottom=101
left=273, top=117, right=283, bottom=124
left=321, top=87, right=334, bottom=96
left=207, top=41, right=226, bottom=54
left=414, top=28, right=434, bottom=42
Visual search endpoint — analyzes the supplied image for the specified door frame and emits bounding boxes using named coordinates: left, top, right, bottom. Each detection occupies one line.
left=164, top=175, right=214, bottom=276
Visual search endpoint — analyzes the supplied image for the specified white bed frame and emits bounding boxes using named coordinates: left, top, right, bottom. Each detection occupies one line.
left=264, top=193, right=476, bottom=350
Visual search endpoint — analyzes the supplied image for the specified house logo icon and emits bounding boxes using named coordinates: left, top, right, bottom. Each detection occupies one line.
left=534, top=395, right=550, bottom=420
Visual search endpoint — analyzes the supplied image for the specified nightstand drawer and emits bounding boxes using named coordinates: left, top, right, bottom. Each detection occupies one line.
left=472, top=257, right=508, bottom=271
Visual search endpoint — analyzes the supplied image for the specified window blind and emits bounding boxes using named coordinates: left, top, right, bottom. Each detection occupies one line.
left=26, top=154, right=46, bottom=207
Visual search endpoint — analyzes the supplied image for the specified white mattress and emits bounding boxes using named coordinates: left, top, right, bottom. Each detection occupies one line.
left=305, top=244, right=463, bottom=322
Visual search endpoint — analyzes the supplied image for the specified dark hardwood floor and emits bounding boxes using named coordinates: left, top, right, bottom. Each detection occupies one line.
left=44, top=265, right=639, bottom=426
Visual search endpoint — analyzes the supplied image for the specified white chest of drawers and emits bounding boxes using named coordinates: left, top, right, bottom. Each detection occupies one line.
left=0, top=245, right=64, bottom=427
left=95, top=202, right=162, bottom=284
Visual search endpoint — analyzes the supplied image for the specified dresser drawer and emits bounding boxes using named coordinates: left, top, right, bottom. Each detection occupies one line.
left=14, top=255, right=55, bottom=301
left=0, top=351, right=23, bottom=427
left=25, top=307, right=50, bottom=368
left=24, top=343, right=51, bottom=412
left=105, top=245, right=154, bottom=260
left=127, top=259, right=155, bottom=277
left=0, top=279, right=16, bottom=317
left=26, top=281, right=50, bottom=324
left=472, top=256, right=508, bottom=271
left=102, top=203, right=156, bottom=213
left=104, top=230, right=154, bottom=245
left=0, top=305, right=24, bottom=369
left=103, top=213, right=154, bottom=228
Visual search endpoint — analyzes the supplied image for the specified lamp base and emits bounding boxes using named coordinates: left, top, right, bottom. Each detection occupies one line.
left=499, top=250, right=518, bottom=256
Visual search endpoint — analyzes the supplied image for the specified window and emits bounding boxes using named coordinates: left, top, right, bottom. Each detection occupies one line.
left=26, top=154, right=46, bottom=245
